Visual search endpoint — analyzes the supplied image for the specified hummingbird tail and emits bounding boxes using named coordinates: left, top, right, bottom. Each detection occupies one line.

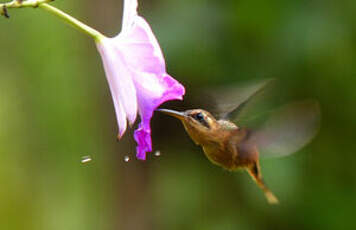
left=263, top=188, right=279, bottom=204
left=247, top=162, right=279, bottom=205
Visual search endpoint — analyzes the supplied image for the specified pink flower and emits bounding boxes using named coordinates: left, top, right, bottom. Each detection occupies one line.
left=96, top=0, right=185, bottom=160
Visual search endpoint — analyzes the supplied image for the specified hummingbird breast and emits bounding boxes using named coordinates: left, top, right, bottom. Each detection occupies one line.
left=202, top=142, right=238, bottom=170
left=181, top=117, right=256, bottom=170
left=201, top=127, right=257, bottom=171
left=199, top=128, right=243, bottom=170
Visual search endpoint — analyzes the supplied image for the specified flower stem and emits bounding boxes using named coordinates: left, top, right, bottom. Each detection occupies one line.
left=39, top=3, right=104, bottom=41
left=0, top=0, right=52, bottom=9
left=1, top=0, right=105, bottom=41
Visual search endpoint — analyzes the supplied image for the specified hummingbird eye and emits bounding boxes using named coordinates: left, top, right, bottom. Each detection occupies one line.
left=191, top=112, right=210, bottom=128
left=195, top=112, right=204, bottom=121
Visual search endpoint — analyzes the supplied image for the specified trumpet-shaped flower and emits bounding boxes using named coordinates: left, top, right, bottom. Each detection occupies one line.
left=96, top=0, right=185, bottom=160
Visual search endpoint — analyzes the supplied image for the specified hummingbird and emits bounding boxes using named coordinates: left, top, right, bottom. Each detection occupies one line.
left=158, top=83, right=320, bottom=204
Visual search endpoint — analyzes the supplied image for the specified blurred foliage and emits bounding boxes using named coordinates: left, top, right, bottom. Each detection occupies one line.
left=1, top=0, right=356, bottom=229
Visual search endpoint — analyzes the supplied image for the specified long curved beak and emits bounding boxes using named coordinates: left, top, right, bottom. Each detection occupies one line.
left=157, top=109, right=187, bottom=120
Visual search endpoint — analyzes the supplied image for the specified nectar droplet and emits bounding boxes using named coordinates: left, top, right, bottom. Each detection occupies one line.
left=154, top=150, right=161, bottom=157
left=124, top=156, right=130, bottom=162
left=81, top=155, right=92, bottom=164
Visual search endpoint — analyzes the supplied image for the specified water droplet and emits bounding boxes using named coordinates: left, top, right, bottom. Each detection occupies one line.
left=154, top=150, right=161, bottom=157
left=81, top=155, right=92, bottom=164
left=124, top=156, right=130, bottom=162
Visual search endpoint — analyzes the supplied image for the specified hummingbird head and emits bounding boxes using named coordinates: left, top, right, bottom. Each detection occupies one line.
left=157, top=108, right=220, bottom=145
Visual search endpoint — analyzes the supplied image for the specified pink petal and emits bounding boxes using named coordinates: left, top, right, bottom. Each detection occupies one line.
left=134, top=123, right=151, bottom=160
left=112, top=95, right=127, bottom=138
left=97, top=0, right=185, bottom=159
left=133, top=73, right=185, bottom=160
left=96, top=39, right=138, bottom=137
left=114, top=16, right=166, bottom=75
left=116, top=11, right=185, bottom=160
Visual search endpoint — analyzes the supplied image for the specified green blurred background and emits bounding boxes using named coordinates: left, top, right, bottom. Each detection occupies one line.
left=1, top=0, right=356, bottom=229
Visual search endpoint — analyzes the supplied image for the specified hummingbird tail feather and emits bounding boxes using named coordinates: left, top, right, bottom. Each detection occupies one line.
left=263, top=188, right=279, bottom=204
left=247, top=162, right=279, bottom=205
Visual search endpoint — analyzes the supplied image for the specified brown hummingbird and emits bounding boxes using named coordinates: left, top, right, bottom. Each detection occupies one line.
left=158, top=83, right=320, bottom=204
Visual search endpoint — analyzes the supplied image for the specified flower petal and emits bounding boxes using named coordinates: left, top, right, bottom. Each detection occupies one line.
left=96, top=39, right=138, bottom=136
left=134, top=123, right=151, bottom=160
left=116, top=9, right=185, bottom=159
left=112, top=94, right=127, bottom=138
left=98, top=0, right=185, bottom=159
left=133, top=73, right=185, bottom=160
left=114, top=16, right=166, bottom=75
left=122, top=0, right=138, bottom=31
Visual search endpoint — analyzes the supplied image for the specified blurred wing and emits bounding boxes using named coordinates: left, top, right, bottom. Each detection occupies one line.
left=245, top=100, right=320, bottom=158
left=212, top=79, right=275, bottom=121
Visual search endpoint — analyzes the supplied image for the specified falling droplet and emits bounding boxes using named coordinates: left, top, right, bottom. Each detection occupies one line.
left=124, top=156, right=130, bottom=162
left=81, top=155, right=92, bottom=164
left=154, top=150, right=161, bottom=157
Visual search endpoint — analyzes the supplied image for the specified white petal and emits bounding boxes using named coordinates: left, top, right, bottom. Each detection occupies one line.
left=122, top=0, right=138, bottom=32
left=112, top=93, right=127, bottom=138
left=97, top=40, right=138, bottom=131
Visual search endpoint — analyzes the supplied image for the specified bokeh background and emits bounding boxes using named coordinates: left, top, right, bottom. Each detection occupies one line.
left=1, top=0, right=356, bottom=229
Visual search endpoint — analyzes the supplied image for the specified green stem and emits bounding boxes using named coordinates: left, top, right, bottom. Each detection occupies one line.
left=39, top=3, right=104, bottom=41
left=1, top=0, right=105, bottom=41
left=1, top=0, right=52, bottom=9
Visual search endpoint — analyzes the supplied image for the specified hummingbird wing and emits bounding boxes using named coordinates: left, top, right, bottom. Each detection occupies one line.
left=211, top=79, right=275, bottom=121
left=243, top=100, right=320, bottom=158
